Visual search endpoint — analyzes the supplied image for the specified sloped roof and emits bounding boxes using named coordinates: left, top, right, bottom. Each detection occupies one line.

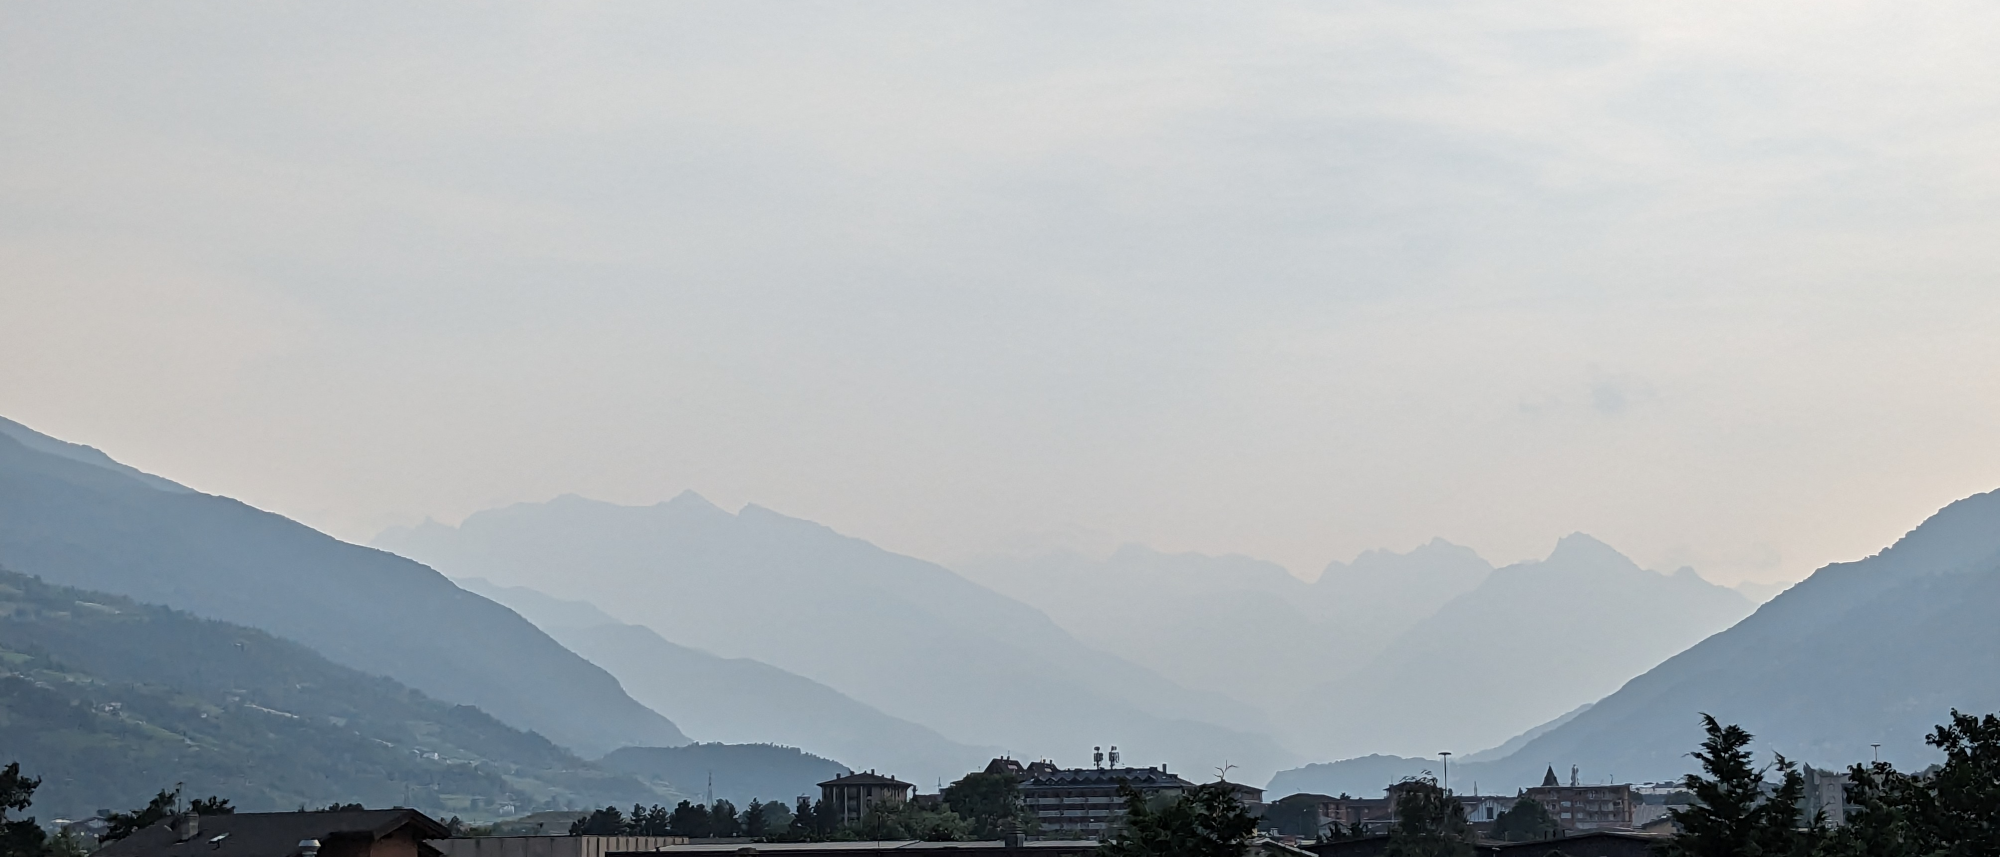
left=819, top=772, right=914, bottom=788
left=95, top=810, right=449, bottom=857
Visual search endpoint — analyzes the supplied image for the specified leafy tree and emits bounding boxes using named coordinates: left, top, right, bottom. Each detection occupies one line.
left=759, top=798, right=793, bottom=835
left=1098, top=781, right=1258, bottom=857
left=942, top=772, right=1033, bottom=839
left=0, top=763, right=47, bottom=857
left=1822, top=709, right=2000, bottom=857
left=1659, top=714, right=1813, bottom=857
left=1489, top=797, right=1557, bottom=842
left=1383, top=778, right=1472, bottom=857
left=314, top=803, right=365, bottom=812
left=845, top=802, right=970, bottom=842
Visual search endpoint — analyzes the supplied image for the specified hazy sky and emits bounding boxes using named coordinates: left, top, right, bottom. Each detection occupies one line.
left=6, top=2, right=2000, bottom=586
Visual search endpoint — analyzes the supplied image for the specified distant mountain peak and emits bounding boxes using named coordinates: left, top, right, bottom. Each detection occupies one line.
left=660, top=489, right=724, bottom=513
left=1543, top=532, right=1634, bottom=569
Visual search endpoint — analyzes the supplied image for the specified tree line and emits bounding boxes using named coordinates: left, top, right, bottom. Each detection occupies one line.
left=566, top=771, right=1036, bottom=842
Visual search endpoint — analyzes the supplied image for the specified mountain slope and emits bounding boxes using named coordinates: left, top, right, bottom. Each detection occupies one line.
left=0, top=418, right=685, bottom=756
left=1291, top=534, right=1752, bottom=759
left=377, top=494, right=1298, bottom=783
left=0, top=566, right=669, bottom=820
left=1459, top=489, right=2000, bottom=784
left=457, top=578, right=992, bottom=786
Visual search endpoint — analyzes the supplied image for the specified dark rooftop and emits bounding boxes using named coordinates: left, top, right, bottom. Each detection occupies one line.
left=1019, top=767, right=1194, bottom=789
left=820, top=772, right=915, bottom=788
left=94, top=810, right=448, bottom=857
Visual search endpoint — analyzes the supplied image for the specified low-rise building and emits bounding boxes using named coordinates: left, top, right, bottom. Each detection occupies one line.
left=821, top=771, right=916, bottom=827
left=1018, top=766, right=1195, bottom=840
left=1523, top=768, right=1634, bottom=830
left=94, top=809, right=449, bottom=857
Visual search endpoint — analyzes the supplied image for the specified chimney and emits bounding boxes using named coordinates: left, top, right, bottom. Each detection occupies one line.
left=174, top=811, right=199, bottom=842
left=299, top=839, right=322, bottom=857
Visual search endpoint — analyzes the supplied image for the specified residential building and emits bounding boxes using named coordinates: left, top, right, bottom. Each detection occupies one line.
left=1523, top=767, right=1634, bottom=830
left=1018, top=766, right=1195, bottom=840
left=821, top=771, right=916, bottom=827
left=94, top=809, right=449, bottom=857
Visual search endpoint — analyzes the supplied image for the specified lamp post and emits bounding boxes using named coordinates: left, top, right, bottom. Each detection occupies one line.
left=1439, top=752, right=1452, bottom=795
left=1872, top=744, right=1881, bottom=765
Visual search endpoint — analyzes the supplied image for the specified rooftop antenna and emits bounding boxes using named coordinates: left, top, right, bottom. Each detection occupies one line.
left=1108, top=746, right=1120, bottom=768
left=1093, top=747, right=1104, bottom=769
left=1570, top=766, right=1579, bottom=787
left=1216, top=762, right=1236, bottom=782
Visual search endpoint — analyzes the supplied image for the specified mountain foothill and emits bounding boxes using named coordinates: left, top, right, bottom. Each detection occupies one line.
left=4, top=411, right=1999, bottom=817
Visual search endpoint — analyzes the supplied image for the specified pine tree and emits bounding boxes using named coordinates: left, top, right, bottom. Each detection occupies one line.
left=1660, top=714, right=1813, bottom=857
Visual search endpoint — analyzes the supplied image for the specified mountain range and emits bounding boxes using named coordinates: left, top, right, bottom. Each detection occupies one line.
left=455, top=577, right=993, bottom=787
left=1270, top=490, right=2000, bottom=797
left=0, top=417, right=685, bottom=758
left=961, top=534, right=1750, bottom=760
left=375, top=493, right=1297, bottom=784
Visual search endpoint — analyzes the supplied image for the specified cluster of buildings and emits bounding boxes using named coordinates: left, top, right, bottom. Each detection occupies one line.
left=818, top=749, right=1265, bottom=841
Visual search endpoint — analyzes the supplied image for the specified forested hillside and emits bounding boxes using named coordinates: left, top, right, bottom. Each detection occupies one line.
left=0, top=568, right=672, bottom=819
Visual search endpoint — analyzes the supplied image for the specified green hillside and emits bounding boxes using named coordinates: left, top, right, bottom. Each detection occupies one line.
left=0, top=568, right=675, bottom=820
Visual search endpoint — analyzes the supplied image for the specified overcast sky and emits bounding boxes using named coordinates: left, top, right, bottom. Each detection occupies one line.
left=6, top=2, right=2000, bottom=585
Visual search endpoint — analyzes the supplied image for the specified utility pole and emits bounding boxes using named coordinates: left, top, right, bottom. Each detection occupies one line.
left=1438, top=753, right=1451, bottom=795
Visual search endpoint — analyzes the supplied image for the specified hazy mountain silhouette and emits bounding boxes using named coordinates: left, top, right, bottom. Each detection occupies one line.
left=1271, top=491, right=2000, bottom=796
left=1290, top=534, right=1752, bottom=759
left=0, top=417, right=685, bottom=756
left=376, top=493, right=1298, bottom=783
left=0, top=566, right=669, bottom=819
left=958, top=538, right=1496, bottom=755
left=457, top=577, right=993, bottom=787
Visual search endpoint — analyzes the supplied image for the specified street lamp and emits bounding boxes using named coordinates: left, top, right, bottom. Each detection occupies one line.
left=1872, top=744, right=1881, bottom=765
left=1439, top=752, right=1452, bottom=795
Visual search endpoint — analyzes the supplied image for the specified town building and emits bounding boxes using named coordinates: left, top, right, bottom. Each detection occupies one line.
left=94, top=809, right=449, bottom=857
left=1017, top=766, right=1195, bottom=840
left=435, top=836, right=688, bottom=857
left=1523, top=768, right=1634, bottom=830
left=820, top=771, right=916, bottom=827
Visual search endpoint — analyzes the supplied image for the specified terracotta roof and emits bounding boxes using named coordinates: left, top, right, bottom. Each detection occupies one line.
left=94, top=810, right=449, bottom=857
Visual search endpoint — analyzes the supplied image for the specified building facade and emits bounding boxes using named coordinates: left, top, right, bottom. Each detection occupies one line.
left=1018, top=767, right=1195, bottom=840
left=1523, top=768, right=1634, bottom=830
left=820, top=771, right=916, bottom=827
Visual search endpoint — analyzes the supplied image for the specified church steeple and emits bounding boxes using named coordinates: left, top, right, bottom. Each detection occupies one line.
left=1541, top=766, right=1560, bottom=787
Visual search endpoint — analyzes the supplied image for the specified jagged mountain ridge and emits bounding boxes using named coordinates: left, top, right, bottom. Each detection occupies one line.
left=0, top=417, right=686, bottom=756
left=377, top=493, right=1299, bottom=784
left=457, top=577, right=993, bottom=787
left=1288, top=533, right=1753, bottom=759
left=1270, top=489, right=2000, bottom=796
